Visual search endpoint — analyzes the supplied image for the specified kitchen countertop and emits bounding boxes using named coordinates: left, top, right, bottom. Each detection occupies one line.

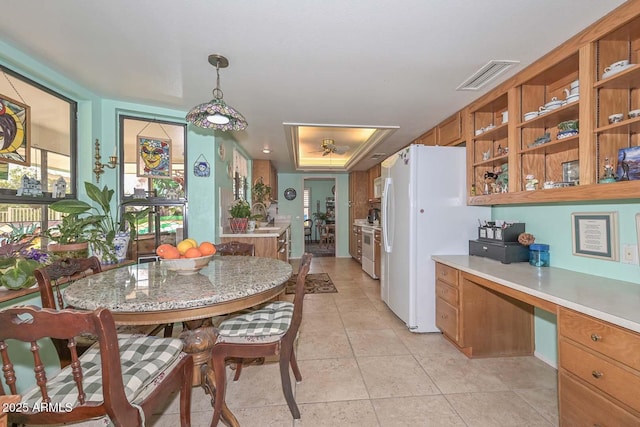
left=354, top=222, right=381, bottom=231
left=432, top=255, right=640, bottom=334
left=220, top=222, right=290, bottom=238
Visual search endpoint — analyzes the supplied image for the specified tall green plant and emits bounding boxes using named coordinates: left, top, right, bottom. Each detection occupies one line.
left=47, top=182, right=148, bottom=261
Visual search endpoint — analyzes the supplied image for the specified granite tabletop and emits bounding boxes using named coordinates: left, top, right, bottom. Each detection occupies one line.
left=63, top=256, right=293, bottom=313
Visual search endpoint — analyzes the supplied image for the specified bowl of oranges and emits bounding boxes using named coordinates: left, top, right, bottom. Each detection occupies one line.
left=156, top=239, right=217, bottom=275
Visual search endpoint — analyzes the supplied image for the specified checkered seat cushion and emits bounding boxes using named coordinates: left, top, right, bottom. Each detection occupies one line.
left=217, top=301, right=294, bottom=344
left=20, top=335, right=185, bottom=426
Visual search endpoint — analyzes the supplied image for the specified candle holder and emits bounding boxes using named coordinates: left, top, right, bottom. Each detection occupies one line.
left=93, top=138, right=117, bottom=183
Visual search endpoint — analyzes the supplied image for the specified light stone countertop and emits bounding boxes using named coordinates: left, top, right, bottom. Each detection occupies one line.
left=219, top=222, right=290, bottom=238
left=432, top=255, right=640, bottom=333
left=63, top=256, right=292, bottom=313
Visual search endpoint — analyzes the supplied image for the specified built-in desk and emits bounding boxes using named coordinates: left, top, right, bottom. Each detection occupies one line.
left=432, top=255, right=640, bottom=425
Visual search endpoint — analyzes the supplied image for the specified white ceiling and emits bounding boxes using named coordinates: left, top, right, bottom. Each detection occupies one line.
left=0, top=0, right=627, bottom=172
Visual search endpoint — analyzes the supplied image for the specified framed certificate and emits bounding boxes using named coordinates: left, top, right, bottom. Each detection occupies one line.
left=571, top=212, right=619, bottom=261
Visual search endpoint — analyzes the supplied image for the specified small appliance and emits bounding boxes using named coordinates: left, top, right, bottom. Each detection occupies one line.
left=367, top=208, right=380, bottom=224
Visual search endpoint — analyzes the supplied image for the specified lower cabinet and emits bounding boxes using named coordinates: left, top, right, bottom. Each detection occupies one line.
left=558, top=307, right=640, bottom=424
left=434, top=262, right=640, bottom=423
left=220, top=227, right=290, bottom=262
left=434, top=263, right=533, bottom=358
left=350, top=225, right=362, bottom=263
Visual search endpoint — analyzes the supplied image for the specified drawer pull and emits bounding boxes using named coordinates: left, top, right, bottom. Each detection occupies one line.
left=590, top=333, right=602, bottom=342
left=591, top=370, right=603, bottom=379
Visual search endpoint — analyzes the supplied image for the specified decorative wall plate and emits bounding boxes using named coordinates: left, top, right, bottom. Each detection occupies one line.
left=284, top=187, right=297, bottom=200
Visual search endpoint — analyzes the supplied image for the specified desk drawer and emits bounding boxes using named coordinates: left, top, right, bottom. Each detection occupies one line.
left=560, top=339, right=640, bottom=411
left=436, top=297, right=458, bottom=342
left=435, top=263, right=458, bottom=287
left=436, top=280, right=458, bottom=306
left=560, top=371, right=640, bottom=426
left=559, top=308, right=640, bottom=371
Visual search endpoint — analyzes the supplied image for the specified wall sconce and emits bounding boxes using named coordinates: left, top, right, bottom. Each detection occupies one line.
left=93, top=138, right=117, bottom=183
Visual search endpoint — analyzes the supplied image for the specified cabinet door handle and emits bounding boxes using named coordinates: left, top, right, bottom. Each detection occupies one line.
left=590, top=333, right=602, bottom=342
left=591, top=370, right=603, bottom=379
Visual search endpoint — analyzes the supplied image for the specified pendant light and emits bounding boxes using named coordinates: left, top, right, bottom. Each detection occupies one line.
left=185, top=54, right=248, bottom=131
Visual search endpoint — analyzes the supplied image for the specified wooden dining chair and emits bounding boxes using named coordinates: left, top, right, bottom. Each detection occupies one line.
left=215, top=241, right=255, bottom=256
left=303, top=219, right=313, bottom=243
left=319, top=224, right=334, bottom=248
left=34, top=256, right=173, bottom=368
left=0, top=306, right=193, bottom=427
left=208, top=253, right=312, bottom=425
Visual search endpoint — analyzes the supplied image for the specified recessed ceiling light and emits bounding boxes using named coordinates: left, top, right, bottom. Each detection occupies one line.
left=262, top=148, right=271, bottom=154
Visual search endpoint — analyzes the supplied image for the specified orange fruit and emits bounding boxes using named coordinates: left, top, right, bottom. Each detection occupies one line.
left=162, top=246, right=180, bottom=259
left=184, top=247, right=203, bottom=258
left=156, top=243, right=174, bottom=257
left=199, top=241, right=216, bottom=256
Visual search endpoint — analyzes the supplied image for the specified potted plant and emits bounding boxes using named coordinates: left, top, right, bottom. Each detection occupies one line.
left=228, top=199, right=251, bottom=233
left=251, top=178, right=272, bottom=206
left=0, top=228, right=51, bottom=290
left=47, top=182, right=147, bottom=263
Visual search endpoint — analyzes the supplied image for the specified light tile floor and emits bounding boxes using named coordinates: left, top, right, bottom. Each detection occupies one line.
left=151, top=257, right=559, bottom=426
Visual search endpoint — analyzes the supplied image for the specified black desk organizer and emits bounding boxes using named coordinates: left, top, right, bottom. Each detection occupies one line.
left=470, top=223, right=529, bottom=264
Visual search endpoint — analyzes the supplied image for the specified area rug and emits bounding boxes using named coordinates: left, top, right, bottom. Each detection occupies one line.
left=304, top=242, right=335, bottom=257
left=285, top=273, right=338, bottom=294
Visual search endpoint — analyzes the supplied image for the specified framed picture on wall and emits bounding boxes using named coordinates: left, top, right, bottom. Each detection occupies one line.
left=571, top=212, right=619, bottom=261
left=137, top=135, right=171, bottom=179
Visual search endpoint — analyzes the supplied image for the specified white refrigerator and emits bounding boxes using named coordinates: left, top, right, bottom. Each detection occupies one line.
left=381, top=144, right=490, bottom=332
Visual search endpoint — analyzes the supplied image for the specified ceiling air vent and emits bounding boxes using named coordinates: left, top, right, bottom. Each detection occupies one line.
left=456, top=60, right=519, bottom=91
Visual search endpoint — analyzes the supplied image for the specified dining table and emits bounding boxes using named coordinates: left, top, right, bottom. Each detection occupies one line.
left=64, top=255, right=293, bottom=426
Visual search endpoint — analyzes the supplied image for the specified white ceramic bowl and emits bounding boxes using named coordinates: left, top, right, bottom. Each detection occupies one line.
left=608, top=113, right=624, bottom=124
left=161, top=255, right=214, bottom=275
left=629, top=109, right=640, bottom=118
left=524, top=111, right=538, bottom=121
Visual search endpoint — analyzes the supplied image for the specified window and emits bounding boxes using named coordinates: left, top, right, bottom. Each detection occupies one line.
left=120, top=116, right=186, bottom=260
left=0, top=65, right=77, bottom=247
left=303, top=188, right=310, bottom=219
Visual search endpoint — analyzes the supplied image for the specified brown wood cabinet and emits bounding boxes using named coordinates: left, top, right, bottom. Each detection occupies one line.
left=559, top=307, right=640, bottom=423
left=252, top=160, right=278, bottom=201
left=348, top=171, right=369, bottom=261
left=221, top=226, right=290, bottom=262
left=437, top=111, right=464, bottom=146
left=435, top=263, right=533, bottom=357
left=413, top=128, right=436, bottom=146
left=367, top=163, right=381, bottom=201
left=434, top=261, right=640, bottom=422
left=349, top=225, right=362, bottom=263
left=460, top=1, right=640, bottom=205
left=374, top=229, right=381, bottom=278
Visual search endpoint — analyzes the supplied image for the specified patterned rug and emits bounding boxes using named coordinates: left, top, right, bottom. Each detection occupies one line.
left=285, top=273, right=338, bottom=294
left=304, top=242, right=335, bottom=257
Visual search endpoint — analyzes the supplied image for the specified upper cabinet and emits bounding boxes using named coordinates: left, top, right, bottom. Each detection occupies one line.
left=252, top=160, right=278, bottom=201
left=367, top=163, right=381, bottom=202
left=413, top=128, right=437, bottom=146
left=438, top=111, right=465, bottom=146
left=465, top=1, right=640, bottom=205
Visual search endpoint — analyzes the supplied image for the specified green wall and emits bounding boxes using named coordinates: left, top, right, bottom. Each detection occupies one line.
left=494, top=201, right=640, bottom=367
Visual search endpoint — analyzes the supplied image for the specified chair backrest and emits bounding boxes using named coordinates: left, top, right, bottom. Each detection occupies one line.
left=287, top=253, right=312, bottom=340
left=0, top=306, right=140, bottom=425
left=303, top=219, right=312, bottom=228
left=34, top=256, right=102, bottom=311
left=215, top=241, right=255, bottom=256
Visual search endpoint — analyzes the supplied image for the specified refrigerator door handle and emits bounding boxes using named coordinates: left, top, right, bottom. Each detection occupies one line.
left=382, top=177, right=394, bottom=253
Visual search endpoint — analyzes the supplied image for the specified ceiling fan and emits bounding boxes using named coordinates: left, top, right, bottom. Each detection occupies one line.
left=314, top=138, right=350, bottom=156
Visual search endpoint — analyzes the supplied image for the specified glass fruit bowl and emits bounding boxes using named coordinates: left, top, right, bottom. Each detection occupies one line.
left=160, top=255, right=214, bottom=275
